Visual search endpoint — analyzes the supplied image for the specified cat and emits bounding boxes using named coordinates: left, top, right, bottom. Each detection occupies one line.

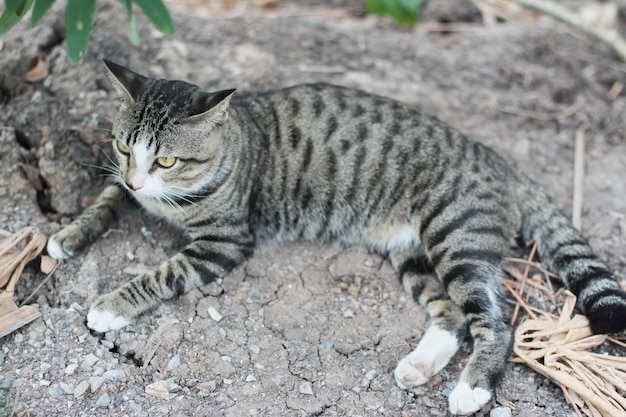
left=46, top=59, right=626, bottom=415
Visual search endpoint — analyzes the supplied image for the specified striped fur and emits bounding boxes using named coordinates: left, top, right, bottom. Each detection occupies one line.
left=47, top=60, right=626, bottom=415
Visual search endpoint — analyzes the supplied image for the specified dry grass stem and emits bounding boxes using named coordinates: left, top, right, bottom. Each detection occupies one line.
left=0, top=227, right=47, bottom=297
left=572, top=129, right=585, bottom=231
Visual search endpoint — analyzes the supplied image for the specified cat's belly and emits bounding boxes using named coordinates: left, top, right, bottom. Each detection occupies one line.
left=362, top=222, right=421, bottom=253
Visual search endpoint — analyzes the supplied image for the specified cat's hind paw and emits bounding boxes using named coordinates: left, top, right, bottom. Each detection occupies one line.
left=448, top=382, right=492, bottom=415
left=394, top=325, right=460, bottom=389
left=87, top=305, right=131, bottom=333
left=46, top=234, right=74, bottom=260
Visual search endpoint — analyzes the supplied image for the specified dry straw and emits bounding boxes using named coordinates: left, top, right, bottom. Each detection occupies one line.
left=505, top=251, right=626, bottom=417
left=0, top=227, right=47, bottom=298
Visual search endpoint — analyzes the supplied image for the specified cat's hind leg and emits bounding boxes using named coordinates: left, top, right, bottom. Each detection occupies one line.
left=389, top=248, right=468, bottom=390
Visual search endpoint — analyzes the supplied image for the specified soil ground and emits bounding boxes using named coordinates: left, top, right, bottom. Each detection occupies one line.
left=1, top=0, right=626, bottom=416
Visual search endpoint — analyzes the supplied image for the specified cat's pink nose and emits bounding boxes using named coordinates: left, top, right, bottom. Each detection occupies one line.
left=126, top=181, right=143, bottom=191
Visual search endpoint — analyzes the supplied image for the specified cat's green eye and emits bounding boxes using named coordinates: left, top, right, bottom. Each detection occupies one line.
left=116, top=140, right=130, bottom=155
left=156, top=156, right=177, bottom=168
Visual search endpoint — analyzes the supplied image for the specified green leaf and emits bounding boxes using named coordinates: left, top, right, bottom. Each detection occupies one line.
left=65, top=0, right=95, bottom=62
left=133, top=0, right=174, bottom=34
left=31, top=0, right=55, bottom=26
left=364, top=0, right=423, bottom=26
left=120, top=0, right=139, bottom=45
left=0, top=0, right=33, bottom=35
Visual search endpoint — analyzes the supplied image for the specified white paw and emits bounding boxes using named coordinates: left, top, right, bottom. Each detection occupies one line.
left=449, top=382, right=492, bottom=415
left=394, top=325, right=460, bottom=389
left=46, top=235, right=72, bottom=260
left=87, top=307, right=131, bottom=333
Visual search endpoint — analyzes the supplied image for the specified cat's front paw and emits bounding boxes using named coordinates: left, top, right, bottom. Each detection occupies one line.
left=448, top=382, right=492, bottom=415
left=46, top=234, right=75, bottom=260
left=87, top=294, right=132, bottom=333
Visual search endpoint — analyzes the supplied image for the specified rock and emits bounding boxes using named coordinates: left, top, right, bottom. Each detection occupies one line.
left=490, top=407, right=512, bottom=417
left=74, top=381, right=89, bottom=398
left=167, top=354, right=181, bottom=371
left=208, top=307, right=223, bottom=322
left=102, top=370, right=125, bottom=381
left=89, top=376, right=105, bottom=393
left=83, top=354, right=99, bottom=366
left=246, top=374, right=257, bottom=382
left=48, top=384, right=64, bottom=398
left=64, top=364, right=78, bottom=375
left=247, top=343, right=261, bottom=355
left=95, top=393, right=111, bottom=408
left=298, top=381, right=313, bottom=396
left=145, top=380, right=170, bottom=400
left=59, top=382, right=74, bottom=394
left=69, top=302, right=83, bottom=312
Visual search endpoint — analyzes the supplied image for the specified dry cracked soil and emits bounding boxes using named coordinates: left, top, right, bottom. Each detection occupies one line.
left=1, top=0, right=626, bottom=416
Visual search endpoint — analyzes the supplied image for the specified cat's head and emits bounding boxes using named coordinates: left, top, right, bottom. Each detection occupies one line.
left=104, top=59, right=236, bottom=203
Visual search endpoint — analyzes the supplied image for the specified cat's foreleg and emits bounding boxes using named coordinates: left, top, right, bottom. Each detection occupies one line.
left=47, top=185, right=136, bottom=259
left=389, top=248, right=468, bottom=389
left=86, top=235, right=254, bottom=332
left=442, top=262, right=512, bottom=415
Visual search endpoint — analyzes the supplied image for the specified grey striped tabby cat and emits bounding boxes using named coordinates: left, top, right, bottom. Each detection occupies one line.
left=47, top=60, right=626, bottom=415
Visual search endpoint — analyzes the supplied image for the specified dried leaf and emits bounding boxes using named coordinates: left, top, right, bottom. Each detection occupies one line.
left=23, top=57, right=48, bottom=82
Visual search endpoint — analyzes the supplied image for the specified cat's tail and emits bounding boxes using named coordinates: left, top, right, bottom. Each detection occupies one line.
left=516, top=177, right=626, bottom=334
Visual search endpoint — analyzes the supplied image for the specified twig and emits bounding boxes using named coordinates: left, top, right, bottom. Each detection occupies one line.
left=497, top=101, right=581, bottom=121
left=504, top=256, right=558, bottom=278
left=561, top=384, right=584, bottom=417
left=513, top=0, right=626, bottom=62
left=19, top=261, right=59, bottom=307
left=572, top=129, right=585, bottom=231
left=511, top=242, right=537, bottom=324
left=503, top=279, right=539, bottom=321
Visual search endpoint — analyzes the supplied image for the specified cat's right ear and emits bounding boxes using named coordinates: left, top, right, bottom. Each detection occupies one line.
left=103, top=59, right=148, bottom=105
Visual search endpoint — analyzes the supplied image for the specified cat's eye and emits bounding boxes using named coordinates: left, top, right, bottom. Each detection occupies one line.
left=156, top=156, right=177, bottom=168
left=116, top=140, right=130, bottom=155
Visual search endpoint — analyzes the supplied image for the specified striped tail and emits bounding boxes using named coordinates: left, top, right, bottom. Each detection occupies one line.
left=517, top=179, right=626, bottom=334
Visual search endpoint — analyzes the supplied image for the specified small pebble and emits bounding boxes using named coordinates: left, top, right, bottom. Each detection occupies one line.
left=246, top=374, right=257, bottom=382
left=0, top=378, right=12, bottom=390
left=65, top=364, right=78, bottom=375
left=95, top=393, right=111, bottom=408
left=319, top=341, right=334, bottom=349
left=69, top=302, right=83, bottom=312
left=89, top=376, right=105, bottom=393
left=298, top=381, right=313, bottom=396
left=145, top=380, right=169, bottom=400
left=48, top=384, right=64, bottom=398
left=39, top=380, right=51, bottom=386
left=114, top=395, right=127, bottom=406
left=60, top=382, right=75, bottom=394
left=74, top=381, right=89, bottom=398
left=167, top=354, right=181, bottom=371
left=208, top=307, right=223, bottom=322
left=365, top=370, right=376, bottom=380
left=198, top=380, right=217, bottom=392
left=247, top=343, right=261, bottom=355
left=84, top=354, right=99, bottom=366
left=490, top=406, right=512, bottom=417
left=103, top=369, right=125, bottom=380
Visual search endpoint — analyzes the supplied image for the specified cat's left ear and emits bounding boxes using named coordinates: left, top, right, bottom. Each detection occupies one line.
left=103, top=59, right=148, bottom=105
left=179, top=89, right=236, bottom=130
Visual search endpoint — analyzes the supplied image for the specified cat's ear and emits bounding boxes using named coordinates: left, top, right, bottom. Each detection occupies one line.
left=179, top=89, right=236, bottom=130
left=103, top=59, right=148, bottom=105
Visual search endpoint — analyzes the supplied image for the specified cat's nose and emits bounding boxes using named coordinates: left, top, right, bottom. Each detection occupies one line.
left=126, top=181, right=143, bottom=191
